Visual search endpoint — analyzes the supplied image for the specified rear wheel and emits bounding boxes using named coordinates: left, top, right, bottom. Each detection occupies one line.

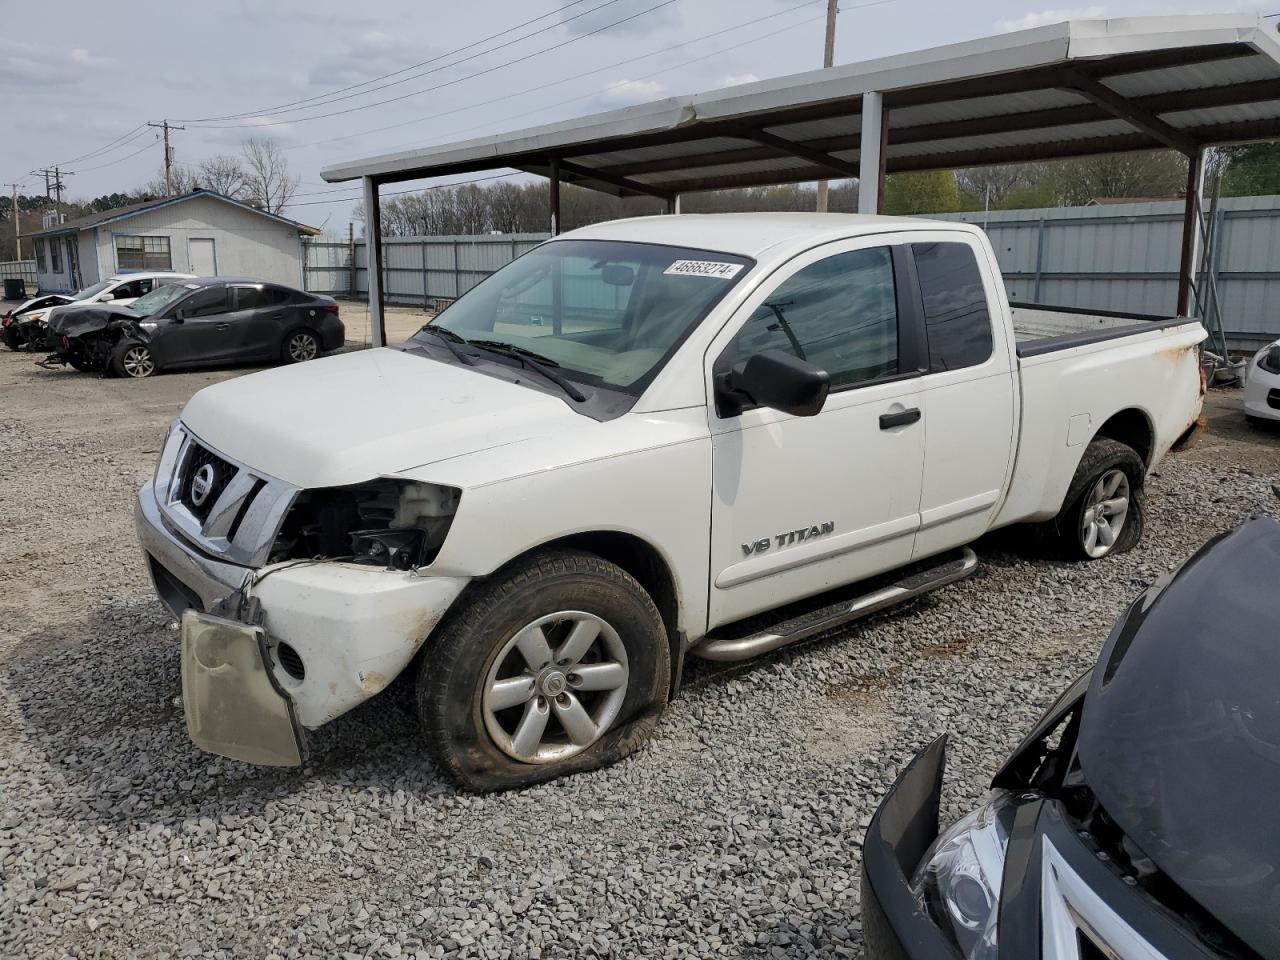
left=111, top=340, right=157, bottom=379
left=1051, top=437, right=1145, bottom=561
left=417, top=549, right=670, bottom=792
left=282, top=328, right=320, bottom=364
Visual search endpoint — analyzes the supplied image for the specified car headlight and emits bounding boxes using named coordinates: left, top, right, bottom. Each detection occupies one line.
left=1257, top=344, right=1280, bottom=376
left=910, top=790, right=1035, bottom=959
left=139, top=321, right=158, bottom=331
left=26, top=311, right=46, bottom=323
left=271, top=479, right=461, bottom=570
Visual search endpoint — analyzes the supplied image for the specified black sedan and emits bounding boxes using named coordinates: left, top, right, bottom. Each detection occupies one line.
left=46, top=278, right=345, bottom=378
left=862, top=514, right=1280, bottom=960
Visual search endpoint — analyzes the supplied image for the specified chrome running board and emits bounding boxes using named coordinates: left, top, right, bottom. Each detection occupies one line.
left=692, top=547, right=978, bottom=662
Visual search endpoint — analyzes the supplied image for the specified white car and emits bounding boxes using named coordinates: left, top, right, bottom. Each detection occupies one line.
left=1244, top=339, right=1280, bottom=423
left=3, top=271, right=194, bottom=350
left=134, top=213, right=1206, bottom=790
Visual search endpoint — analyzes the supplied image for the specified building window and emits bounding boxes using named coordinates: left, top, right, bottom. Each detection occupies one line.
left=115, top=235, right=173, bottom=271
left=34, top=239, right=46, bottom=272
left=50, top=239, right=62, bottom=273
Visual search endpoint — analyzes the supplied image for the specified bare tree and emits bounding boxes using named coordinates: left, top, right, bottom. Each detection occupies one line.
left=198, top=155, right=247, bottom=199
left=241, top=137, right=300, bottom=214
left=130, top=164, right=200, bottom=200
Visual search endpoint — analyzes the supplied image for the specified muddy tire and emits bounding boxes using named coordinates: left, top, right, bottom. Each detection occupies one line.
left=417, top=549, right=670, bottom=792
left=1049, top=437, right=1145, bottom=561
left=110, top=340, right=157, bottom=379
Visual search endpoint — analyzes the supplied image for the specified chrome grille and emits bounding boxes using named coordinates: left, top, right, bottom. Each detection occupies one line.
left=153, top=423, right=297, bottom=568
left=178, top=442, right=235, bottom=521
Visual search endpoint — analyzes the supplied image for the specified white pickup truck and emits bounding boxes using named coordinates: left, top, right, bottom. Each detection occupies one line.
left=136, top=213, right=1205, bottom=790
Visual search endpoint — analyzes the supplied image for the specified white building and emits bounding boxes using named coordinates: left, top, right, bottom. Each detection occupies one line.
left=26, top=190, right=319, bottom=293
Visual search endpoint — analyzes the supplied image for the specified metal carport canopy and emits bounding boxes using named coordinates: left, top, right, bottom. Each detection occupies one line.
left=321, top=14, right=1280, bottom=345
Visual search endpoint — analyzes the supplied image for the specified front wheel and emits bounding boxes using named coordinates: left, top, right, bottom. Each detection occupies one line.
left=1051, top=437, right=1145, bottom=561
left=417, top=550, right=670, bottom=791
left=111, top=340, right=157, bottom=379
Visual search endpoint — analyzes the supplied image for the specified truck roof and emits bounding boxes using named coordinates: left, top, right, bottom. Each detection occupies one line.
left=556, top=212, right=980, bottom=259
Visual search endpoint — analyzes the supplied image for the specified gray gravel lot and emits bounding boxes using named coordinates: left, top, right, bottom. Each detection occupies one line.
left=1, top=346, right=1277, bottom=960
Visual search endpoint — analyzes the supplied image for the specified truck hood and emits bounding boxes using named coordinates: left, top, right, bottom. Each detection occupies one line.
left=180, top=347, right=585, bottom=488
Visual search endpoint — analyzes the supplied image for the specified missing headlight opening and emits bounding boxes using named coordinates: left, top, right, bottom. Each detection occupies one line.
left=269, top=479, right=460, bottom=570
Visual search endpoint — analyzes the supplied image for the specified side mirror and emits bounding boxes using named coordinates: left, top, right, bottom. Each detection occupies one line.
left=715, top=348, right=829, bottom=418
left=173, top=309, right=186, bottom=322
left=98, top=291, right=114, bottom=302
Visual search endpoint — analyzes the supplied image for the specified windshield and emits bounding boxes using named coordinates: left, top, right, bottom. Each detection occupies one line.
left=1077, top=515, right=1280, bottom=958
left=415, top=239, right=753, bottom=395
left=127, top=282, right=194, bottom=316
left=72, top=280, right=113, bottom=300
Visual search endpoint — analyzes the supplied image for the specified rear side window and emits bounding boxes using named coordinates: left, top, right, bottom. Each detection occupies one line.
left=725, top=247, right=899, bottom=390
left=231, top=286, right=265, bottom=310
left=912, top=242, right=993, bottom=372
left=264, top=286, right=294, bottom=306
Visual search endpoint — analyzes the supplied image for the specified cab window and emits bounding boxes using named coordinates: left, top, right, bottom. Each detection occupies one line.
left=911, top=242, right=993, bottom=372
left=724, top=247, right=899, bottom=390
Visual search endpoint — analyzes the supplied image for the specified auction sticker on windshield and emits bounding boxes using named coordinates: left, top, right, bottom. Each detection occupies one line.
left=664, top=260, right=745, bottom=279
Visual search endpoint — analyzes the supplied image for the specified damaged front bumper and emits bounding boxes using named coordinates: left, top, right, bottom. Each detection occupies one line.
left=136, top=480, right=470, bottom=765
left=181, top=610, right=304, bottom=767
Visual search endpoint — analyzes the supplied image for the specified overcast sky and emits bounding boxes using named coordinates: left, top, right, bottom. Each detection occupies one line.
left=2, top=0, right=1273, bottom=235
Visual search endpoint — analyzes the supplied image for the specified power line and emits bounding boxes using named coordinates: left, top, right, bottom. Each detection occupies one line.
left=75, top=138, right=160, bottom=172
left=52, top=123, right=150, bottom=167
left=278, top=9, right=832, bottom=210
left=181, top=0, right=614, bottom=123
left=288, top=0, right=839, bottom=154
left=185, top=0, right=681, bottom=129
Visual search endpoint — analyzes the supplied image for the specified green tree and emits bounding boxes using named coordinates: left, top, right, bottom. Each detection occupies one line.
left=882, top=170, right=963, bottom=215
left=1222, top=142, right=1280, bottom=197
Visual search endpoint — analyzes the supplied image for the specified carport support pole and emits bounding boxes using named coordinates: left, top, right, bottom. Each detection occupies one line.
left=362, top=175, right=387, bottom=348
left=858, top=92, right=886, bottom=215
left=549, top=157, right=561, bottom=236
left=1176, top=148, right=1206, bottom=318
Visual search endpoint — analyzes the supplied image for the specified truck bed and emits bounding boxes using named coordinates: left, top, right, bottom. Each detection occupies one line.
left=1011, top=303, right=1198, bottom=357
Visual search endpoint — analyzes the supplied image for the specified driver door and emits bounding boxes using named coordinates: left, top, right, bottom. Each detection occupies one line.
left=706, top=237, right=927, bottom=629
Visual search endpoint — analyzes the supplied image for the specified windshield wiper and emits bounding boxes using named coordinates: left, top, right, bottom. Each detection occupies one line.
left=466, top=339, right=587, bottom=402
left=418, top=326, right=476, bottom=365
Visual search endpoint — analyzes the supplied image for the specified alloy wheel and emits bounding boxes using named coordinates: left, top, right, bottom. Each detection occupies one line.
left=122, top=346, right=155, bottom=378
left=481, top=611, right=629, bottom=764
left=288, top=332, right=318, bottom=362
left=1080, top=468, right=1130, bottom=559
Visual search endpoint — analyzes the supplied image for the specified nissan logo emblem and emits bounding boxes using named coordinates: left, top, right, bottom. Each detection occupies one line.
left=190, top=464, right=217, bottom=507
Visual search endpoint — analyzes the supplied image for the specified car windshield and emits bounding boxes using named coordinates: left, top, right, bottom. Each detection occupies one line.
left=72, top=280, right=113, bottom=299
left=415, top=239, right=753, bottom=395
left=127, top=282, right=193, bottom=316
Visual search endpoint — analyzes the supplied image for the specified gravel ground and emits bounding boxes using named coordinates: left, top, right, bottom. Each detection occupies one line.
left=1, top=346, right=1277, bottom=960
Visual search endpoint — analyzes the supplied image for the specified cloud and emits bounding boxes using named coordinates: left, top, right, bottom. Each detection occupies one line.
left=560, top=0, right=681, bottom=36
left=994, top=6, right=1106, bottom=31
left=602, top=78, right=664, bottom=102
left=721, top=73, right=760, bottom=87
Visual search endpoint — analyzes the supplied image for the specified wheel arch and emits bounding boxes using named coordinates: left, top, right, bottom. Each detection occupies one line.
left=452, top=528, right=687, bottom=699
left=1092, top=406, right=1155, bottom=467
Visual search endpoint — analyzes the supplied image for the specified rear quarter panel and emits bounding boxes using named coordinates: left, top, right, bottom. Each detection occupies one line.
left=994, top=322, right=1205, bottom=526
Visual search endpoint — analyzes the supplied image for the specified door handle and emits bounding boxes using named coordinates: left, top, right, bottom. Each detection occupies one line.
left=879, top=407, right=922, bottom=430
left=215, top=322, right=230, bottom=331
left=270, top=312, right=285, bottom=320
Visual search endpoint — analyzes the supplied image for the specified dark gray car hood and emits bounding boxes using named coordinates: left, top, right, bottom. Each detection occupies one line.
left=1077, top=515, right=1280, bottom=958
left=48, top=303, right=141, bottom=339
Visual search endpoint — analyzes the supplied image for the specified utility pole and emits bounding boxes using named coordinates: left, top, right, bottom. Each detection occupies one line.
left=5, top=182, right=22, bottom=259
left=30, top=167, right=72, bottom=223
left=816, top=0, right=839, bottom=214
left=147, top=120, right=185, bottom=195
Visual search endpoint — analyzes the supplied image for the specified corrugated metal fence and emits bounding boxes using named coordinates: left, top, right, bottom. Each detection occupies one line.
left=934, top=195, right=1280, bottom=350
left=0, top=259, right=37, bottom=292
left=305, top=196, right=1280, bottom=350
left=303, top=234, right=548, bottom=308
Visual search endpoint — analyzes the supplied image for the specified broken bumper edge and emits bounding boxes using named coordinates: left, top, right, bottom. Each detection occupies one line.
left=180, top=610, right=304, bottom=767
